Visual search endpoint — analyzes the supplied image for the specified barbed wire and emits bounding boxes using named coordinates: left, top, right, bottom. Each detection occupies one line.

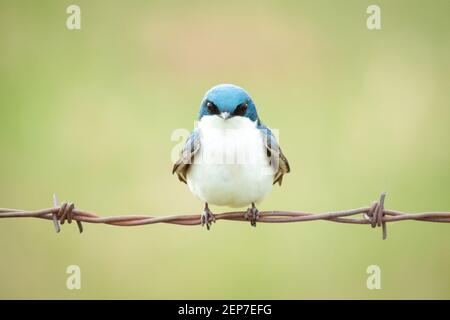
left=1, top=192, right=449, bottom=240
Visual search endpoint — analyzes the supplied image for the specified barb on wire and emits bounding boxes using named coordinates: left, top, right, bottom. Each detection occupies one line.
left=1, top=192, right=449, bottom=240
left=52, top=194, right=83, bottom=234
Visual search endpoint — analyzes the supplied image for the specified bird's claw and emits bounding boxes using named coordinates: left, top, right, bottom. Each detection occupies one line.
left=201, top=208, right=215, bottom=230
left=245, top=204, right=259, bottom=227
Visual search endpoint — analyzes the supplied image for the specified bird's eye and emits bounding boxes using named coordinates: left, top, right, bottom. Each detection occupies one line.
left=206, top=102, right=220, bottom=115
left=233, top=103, right=248, bottom=116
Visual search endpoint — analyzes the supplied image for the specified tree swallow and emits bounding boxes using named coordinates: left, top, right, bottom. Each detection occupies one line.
left=173, top=84, right=290, bottom=229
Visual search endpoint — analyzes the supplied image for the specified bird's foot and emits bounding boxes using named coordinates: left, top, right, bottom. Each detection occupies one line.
left=201, top=203, right=215, bottom=230
left=245, top=203, right=259, bottom=227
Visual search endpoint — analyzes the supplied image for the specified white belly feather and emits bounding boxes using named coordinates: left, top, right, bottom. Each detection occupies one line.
left=186, top=115, right=274, bottom=208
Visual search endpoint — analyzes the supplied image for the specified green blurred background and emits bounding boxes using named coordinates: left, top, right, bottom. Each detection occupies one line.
left=0, top=0, right=449, bottom=299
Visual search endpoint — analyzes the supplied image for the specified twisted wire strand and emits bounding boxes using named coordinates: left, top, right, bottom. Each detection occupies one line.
left=1, top=192, right=449, bottom=240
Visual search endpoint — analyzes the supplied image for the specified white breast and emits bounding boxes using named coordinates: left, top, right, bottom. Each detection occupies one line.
left=186, top=115, right=274, bottom=208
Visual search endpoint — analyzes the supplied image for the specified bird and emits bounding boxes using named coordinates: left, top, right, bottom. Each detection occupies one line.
left=172, top=84, right=290, bottom=229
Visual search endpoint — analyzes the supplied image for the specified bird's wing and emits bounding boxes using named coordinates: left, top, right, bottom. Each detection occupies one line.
left=172, top=129, right=201, bottom=184
left=259, top=124, right=290, bottom=185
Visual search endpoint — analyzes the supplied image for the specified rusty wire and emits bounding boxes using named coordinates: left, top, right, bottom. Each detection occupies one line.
left=1, top=192, right=449, bottom=240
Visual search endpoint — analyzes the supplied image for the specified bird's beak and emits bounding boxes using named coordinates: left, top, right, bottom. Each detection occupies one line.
left=220, top=112, right=231, bottom=120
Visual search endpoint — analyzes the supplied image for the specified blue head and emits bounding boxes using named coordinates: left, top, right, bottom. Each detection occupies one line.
left=198, top=84, right=259, bottom=122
